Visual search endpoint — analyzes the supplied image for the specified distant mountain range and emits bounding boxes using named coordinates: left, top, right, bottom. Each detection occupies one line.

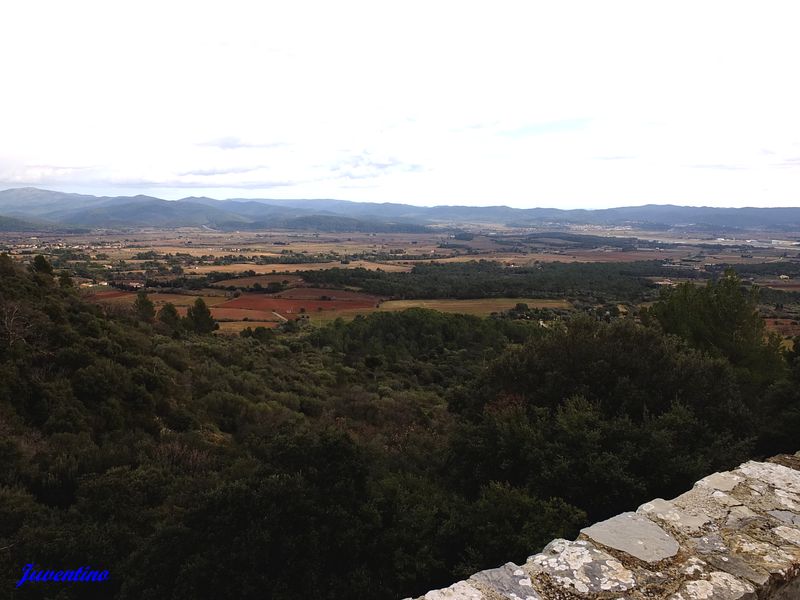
left=1, top=187, right=800, bottom=232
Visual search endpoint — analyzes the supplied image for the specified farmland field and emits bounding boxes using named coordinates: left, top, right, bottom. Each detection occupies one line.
left=149, top=292, right=229, bottom=306
left=66, top=226, right=800, bottom=340
left=84, top=290, right=134, bottom=301
left=765, top=317, right=800, bottom=338
left=378, top=298, right=572, bottom=316
left=213, top=274, right=305, bottom=287
left=189, top=259, right=412, bottom=274
left=86, top=290, right=230, bottom=307
left=762, top=280, right=800, bottom=292
left=217, top=292, right=379, bottom=318
left=403, top=250, right=680, bottom=265
left=86, top=288, right=576, bottom=329
left=273, top=287, right=380, bottom=300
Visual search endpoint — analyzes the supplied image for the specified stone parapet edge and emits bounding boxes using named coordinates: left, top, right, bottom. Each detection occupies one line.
left=407, top=451, right=800, bottom=600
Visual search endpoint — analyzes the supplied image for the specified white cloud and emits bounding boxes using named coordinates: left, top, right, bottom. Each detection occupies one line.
left=1, top=0, right=799, bottom=207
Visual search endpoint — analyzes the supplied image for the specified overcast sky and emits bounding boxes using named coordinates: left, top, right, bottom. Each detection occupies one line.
left=1, top=1, right=799, bottom=208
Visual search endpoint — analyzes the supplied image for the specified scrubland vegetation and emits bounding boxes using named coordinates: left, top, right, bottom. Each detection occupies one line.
left=1, top=253, right=799, bottom=599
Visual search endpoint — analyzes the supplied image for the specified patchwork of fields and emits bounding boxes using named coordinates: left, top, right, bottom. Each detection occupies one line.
left=86, top=286, right=572, bottom=332
left=189, top=259, right=412, bottom=274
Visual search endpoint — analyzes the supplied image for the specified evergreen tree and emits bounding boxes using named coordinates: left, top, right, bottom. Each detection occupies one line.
left=133, top=291, right=156, bottom=322
left=58, top=271, right=74, bottom=288
left=644, top=269, right=784, bottom=382
left=32, top=254, right=54, bottom=275
left=185, top=298, right=218, bottom=333
left=0, top=252, right=15, bottom=276
left=158, top=302, right=181, bottom=329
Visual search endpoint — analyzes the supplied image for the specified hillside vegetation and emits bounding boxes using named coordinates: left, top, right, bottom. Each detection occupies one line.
left=1, top=255, right=798, bottom=599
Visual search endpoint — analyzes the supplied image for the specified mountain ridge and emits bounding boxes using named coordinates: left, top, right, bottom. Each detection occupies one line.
left=2, top=187, right=800, bottom=231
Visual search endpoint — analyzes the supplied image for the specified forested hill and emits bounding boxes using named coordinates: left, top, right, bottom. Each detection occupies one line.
left=1, top=255, right=799, bottom=598
left=3, top=187, right=800, bottom=229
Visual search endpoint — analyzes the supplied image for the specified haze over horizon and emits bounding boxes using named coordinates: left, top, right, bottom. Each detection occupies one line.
left=4, top=185, right=800, bottom=213
left=1, top=1, right=799, bottom=209
left=9, top=186, right=800, bottom=214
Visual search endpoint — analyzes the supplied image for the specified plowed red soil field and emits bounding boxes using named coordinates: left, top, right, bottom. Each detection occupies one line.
left=218, top=293, right=378, bottom=317
left=272, top=287, right=380, bottom=301
left=765, top=318, right=800, bottom=338
left=214, top=274, right=305, bottom=287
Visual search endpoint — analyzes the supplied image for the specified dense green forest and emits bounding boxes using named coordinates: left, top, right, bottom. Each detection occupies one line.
left=142, top=259, right=683, bottom=299
left=300, top=260, right=689, bottom=301
left=1, top=255, right=798, bottom=599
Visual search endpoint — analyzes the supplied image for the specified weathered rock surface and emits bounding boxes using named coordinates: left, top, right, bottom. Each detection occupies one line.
left=581, top=511, right=680, bottom=563
left=527, top=539, right=637, bottom=594
left=669, top=570, right=756, bottom=600
left=639, top=498, right=711, bottom=535
left=469, top=562, right=541, bottom=599
left=409, top=452, right=800, bottom=599
left=419, top=580, right=486, bottom=599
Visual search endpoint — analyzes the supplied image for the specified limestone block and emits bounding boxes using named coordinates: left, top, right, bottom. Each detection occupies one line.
left=639, top=498, right=712, bottom=535
left=769, top=510, right=800, bottom=527
left=703, top=554, right=770, bottom=588
left=581, top=511, right=680, bottom=563
left=421, top=581, right=487, bottom=599
left=724, top=505, right=759, bottom=528
left=525, top=538, right=637, bottom=594
left=774, top=526, right=800, bottom=547
left=668, top=571, right=756, bottom=600
left=697, top=472, right=744, bottom=493
left=691, top=533, right=729, bottom=555
left=735, top=461, right=800, bottom=496
left=726, top=532, right=800, bottom=579
left=469, top=562, right=541, bottom=599
left=672, top=487, right=744, bottom=524
left=730, top=484, right=800, bottom=515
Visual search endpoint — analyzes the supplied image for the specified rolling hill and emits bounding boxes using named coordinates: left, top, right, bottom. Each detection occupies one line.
left=1, top=187, right=800, bottom=231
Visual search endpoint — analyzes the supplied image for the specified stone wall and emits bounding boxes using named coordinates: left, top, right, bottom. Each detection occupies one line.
left=408, top=452, right=800, bottom=599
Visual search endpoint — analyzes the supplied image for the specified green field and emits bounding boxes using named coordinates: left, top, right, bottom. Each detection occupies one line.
left=378, top=297, right=571, bottom=315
